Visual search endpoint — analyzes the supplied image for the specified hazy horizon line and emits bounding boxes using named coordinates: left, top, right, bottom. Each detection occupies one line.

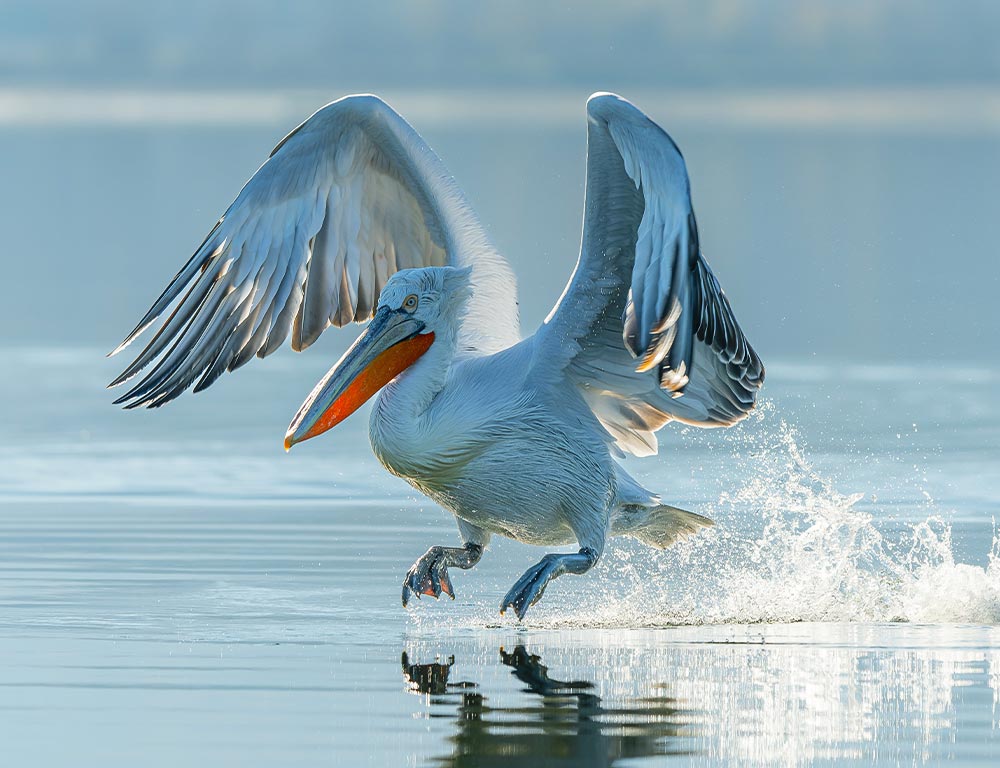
left=1, top=85, right=999, bottom=134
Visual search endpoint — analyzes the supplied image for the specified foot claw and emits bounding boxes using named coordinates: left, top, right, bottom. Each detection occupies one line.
left=402, top=579, right=423, bottom=607
left=500, top=556, right=559, bottom=621
left=402, top=547, right=454, bottom=608
left=439, top=570, right=455, bottom=599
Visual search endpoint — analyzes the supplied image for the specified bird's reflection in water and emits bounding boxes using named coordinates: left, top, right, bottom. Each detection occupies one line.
left=401, top=646, right=689, bottom=766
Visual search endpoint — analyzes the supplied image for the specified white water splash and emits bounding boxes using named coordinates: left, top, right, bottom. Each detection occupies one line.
left=529, top=406, right=1000, bottom=628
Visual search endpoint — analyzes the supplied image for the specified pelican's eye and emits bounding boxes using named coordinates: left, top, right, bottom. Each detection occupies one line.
left=402, top=294, right=419, bottom=312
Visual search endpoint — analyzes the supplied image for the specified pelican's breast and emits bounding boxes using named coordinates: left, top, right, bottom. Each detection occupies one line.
left=369, top=387, right=481, bottom=495
left=368, top=342, right=544, bottom=514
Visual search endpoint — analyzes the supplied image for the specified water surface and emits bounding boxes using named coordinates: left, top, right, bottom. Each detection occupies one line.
left=2, top=89, right=999, bottom=765
left=1, top=350, right=998, bottom=765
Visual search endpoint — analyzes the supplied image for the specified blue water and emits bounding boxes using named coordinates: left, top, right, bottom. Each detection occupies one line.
left=2, top=91, right=999, bottom=765
left=1, top=348, right=998, bottom=765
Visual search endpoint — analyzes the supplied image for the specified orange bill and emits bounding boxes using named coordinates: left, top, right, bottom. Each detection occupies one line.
left=284, top=307, right=434, bottom=450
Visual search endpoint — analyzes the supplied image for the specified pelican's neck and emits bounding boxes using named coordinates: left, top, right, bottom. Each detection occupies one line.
left=369, top=275, right=472, bottom=481
left=373, top=323, right=458, bottom=427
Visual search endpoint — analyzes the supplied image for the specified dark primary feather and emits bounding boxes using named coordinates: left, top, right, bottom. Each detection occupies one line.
left=107, top=94, right=517, bottom=409
left=537, top=92, right=763, bottom=455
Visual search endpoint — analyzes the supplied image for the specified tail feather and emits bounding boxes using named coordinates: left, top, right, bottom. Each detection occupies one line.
left=611, top=503, right=713, bottom=549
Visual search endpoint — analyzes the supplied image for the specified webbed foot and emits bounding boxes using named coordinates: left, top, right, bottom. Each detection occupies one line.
left=500, top=547, right=598, bottom=620
left=402, top=543, right=483, bottom=607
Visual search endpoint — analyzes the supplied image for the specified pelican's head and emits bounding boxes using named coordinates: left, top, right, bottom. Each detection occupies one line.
left=283, top=265, right=471, bottom=449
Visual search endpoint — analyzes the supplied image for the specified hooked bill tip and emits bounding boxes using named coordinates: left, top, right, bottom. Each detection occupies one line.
left=283, top=434, right=294, bottom=452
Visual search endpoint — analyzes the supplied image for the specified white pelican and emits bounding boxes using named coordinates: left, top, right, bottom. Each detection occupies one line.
left=109, top=92, right=764, bottom=619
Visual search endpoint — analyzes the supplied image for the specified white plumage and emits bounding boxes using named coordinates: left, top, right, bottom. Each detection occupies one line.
left=110, top=92, right=764, bottom=619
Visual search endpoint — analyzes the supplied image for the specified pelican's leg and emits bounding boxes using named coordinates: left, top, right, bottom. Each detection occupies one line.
left=402, top=523, right=489, bottom=607
left=500, top=547, right=599, bottom=620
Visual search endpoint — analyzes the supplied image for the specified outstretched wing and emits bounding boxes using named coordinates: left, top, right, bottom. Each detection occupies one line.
left=535, top=93, right=764, bottom=457
left=109, top=94, right=519, bottom=408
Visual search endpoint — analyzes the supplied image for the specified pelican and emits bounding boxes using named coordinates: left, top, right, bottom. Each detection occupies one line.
left=109, top=92, right=764, bottom=619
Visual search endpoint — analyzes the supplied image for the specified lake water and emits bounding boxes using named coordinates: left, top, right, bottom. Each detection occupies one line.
left=1, top=90, right=999, bottom=765
left=2, top=348, right=998, bottom=766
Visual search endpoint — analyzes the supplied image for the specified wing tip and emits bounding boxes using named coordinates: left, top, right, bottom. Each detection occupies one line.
left=106, top=318, right=155, bottom=359
left=586, top=92, right=644, bottom=125
left=111, top=391, right=134, bottom=407
left=587, top=91, right=627, bottom=109
left=271, top=92, right=395, bottom=157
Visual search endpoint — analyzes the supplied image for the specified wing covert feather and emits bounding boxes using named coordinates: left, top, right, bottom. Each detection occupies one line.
left=110, top=94, right=518, bottom=408
left=536, top=93, right=764, bottom=456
